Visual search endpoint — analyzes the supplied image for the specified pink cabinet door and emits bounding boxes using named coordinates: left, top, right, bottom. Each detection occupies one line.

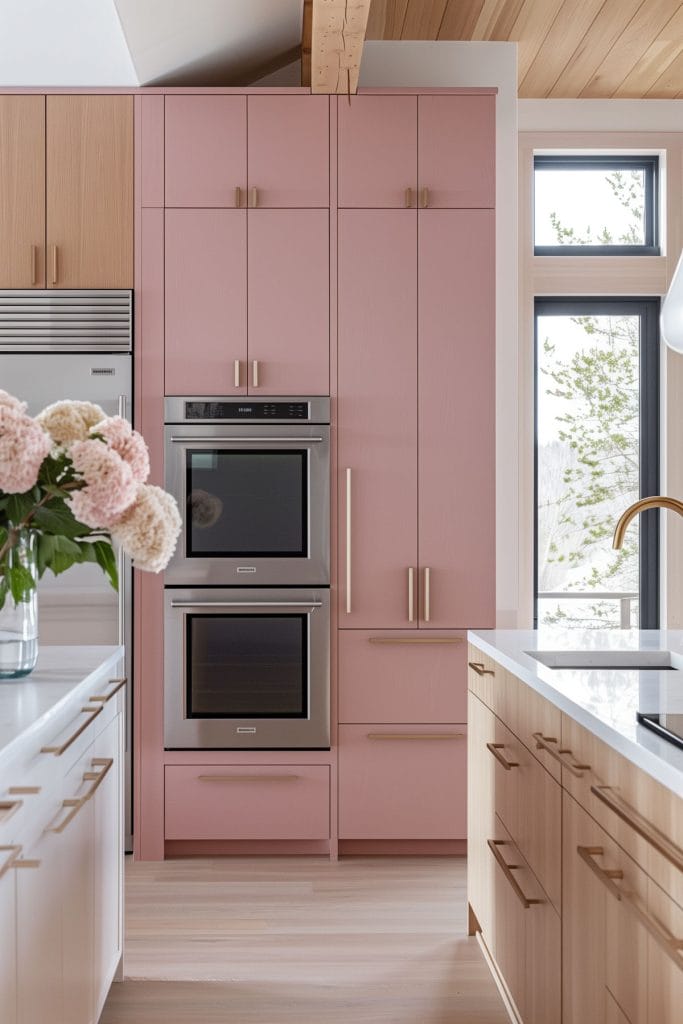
left=338, top=724, right=467, bottom=839
left=247, top=95, right=329, bottom=208
left=338, top=211, right=418, bottom=627
left=418, top=210, right=495, bottom=628
left=165, top=209, right=247, bottom=396
left=418, top=95, right=495, bottom=209
left=339, top=630, right=467, bottom=723
left=165, top=95, right=246, bottom=207
left=338, top=95, right=417, bottom=208
left=247, top=209, right=329, bottom=395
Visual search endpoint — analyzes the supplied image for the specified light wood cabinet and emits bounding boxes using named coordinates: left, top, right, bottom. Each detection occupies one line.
left=0, top=96, right=45, bottom=288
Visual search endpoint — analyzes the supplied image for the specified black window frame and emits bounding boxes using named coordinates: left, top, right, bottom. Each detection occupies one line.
left=534, top=297, right=661, bottom=630
left=534, top=155, right=660, bottom=256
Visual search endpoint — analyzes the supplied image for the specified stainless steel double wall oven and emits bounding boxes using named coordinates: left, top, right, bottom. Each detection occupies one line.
left=164, top=397, right=330, bottom=749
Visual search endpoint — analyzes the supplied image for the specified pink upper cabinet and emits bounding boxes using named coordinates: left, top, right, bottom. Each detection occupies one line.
left=165, top=95, right=247, bottom=207
left=247, top=209, right=329, bottom=395
left=338, top=95, right=417, bottom=208
left=418, top=210, right=495, bottom=628
left=247, top=95, right=329, bottom=208
left=418, top=95, right=495, bottom=209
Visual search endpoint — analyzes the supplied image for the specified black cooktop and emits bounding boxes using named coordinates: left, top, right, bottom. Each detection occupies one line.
left=637, top=711, right=683, bottom=751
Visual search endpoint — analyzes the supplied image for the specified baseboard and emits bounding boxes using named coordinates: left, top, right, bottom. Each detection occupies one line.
left=165, top=839, right=332, bottom=857
left=475, top=930, right=524, bottom=1024
left=339, top=839, right=466, bottom=856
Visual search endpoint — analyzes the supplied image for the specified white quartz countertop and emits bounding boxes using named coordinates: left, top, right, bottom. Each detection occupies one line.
left=0, top=645, right=123, bottom=765
left=468, top=628, right=683, bottom=797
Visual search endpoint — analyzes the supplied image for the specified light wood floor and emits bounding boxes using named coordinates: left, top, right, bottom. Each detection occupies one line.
left=102, top=856, right=508, bottom=1024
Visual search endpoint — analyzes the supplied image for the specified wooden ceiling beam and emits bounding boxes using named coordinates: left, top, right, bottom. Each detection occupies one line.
left=309, top=0, right=372, bottom=94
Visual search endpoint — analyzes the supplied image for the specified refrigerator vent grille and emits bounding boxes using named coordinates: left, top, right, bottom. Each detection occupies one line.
left=0, top=290, right=132, bottom=352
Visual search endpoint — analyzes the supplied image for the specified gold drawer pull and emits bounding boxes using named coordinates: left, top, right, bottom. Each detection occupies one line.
left=0, top=799, right=23, bottom=823
left=50, top=244, right=58, bottom=284
left=0, top=845, right=22, bottom=879
left=368, top=637, right=462, bottom=644
left=487, top=839, right=544, bottom=909
left=198, top=774, right=299, bottom=782
left=30, top=244, right=37, bottom=285
left=367, top=732, right=464, bottom=741
left=47, top=757, right=114, bottom=834
left=404, top=187, right=413, bottom=208
left=577, top=845, right=683, bottom=967
left=532, top=733, right=590, bottom=778
left=41, top=705, right=103, bottom=756
left=468, top=661, right=494, bottom=676
left=591, top=785, right=683, bottom=873
left=89, top=676, right=127, bottom=703
left=486, top=742, right=519, bottom=771
left=235, top=186, right=242, bottom=208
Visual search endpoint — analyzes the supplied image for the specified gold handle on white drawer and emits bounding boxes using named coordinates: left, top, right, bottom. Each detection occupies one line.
left=423, top=566, right=431, bottom=622
left=0, top=799, right=23, bottom=823
left=234, top=359, right=241, bottom=388
left=488, top=839, right=544, bottom=909
left=404, top=187, right=413, bottom=208
left=50, top=244, right=58, bottom=284
left=0, top=845, right=22, bottom=879
left=47, top=757, right=114, bottom=834
left=345, top=467, right=352, bottom=614
left=198, top=774, right=299, bottom=782
left=590, top=785, right=683, bottom=873
left=367, top=732, right=464, bottom=741
left=421, top=187, right=429, bottom=208
left=30, top=244, right=37, bottom=285
left=486, top=742, right=519, bottom=771
left=468, top=661, right=494, bottom=677
left=252, top=359, right=259, bottom=387
left=368, top=636, right=462, bottom=645
left=41, top=705, right=103, bottom=756
left=577, top=846, right=683, bottom=966
left=408, top=567, right=415, bottom=622
left=235, top=186, right=242, bottom=208
left=532, top=733, right=591, bottom=778
left=89, top=676, right=126, bottom=703
left=250, top=186, right=258, bottom=208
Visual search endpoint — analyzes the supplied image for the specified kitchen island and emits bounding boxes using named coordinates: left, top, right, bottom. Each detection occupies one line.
left=467, top=628, right=682, bottom=1024
left=0, top=645, right=125, bottom=1024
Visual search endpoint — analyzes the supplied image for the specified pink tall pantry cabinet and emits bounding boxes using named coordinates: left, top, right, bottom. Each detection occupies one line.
left=134, top=87, right=495, bottom=860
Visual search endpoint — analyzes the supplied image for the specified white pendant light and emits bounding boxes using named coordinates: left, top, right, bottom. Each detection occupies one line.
left=662, top=250, right=683, bottom=353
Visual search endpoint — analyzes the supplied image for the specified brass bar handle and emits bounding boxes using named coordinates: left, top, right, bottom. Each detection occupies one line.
left=421, top=187, right=429, bottom=209
left=408, top=567, right=415, bottom=622
left=404, top=187, right=413, bottom=208
left=51, top=244, right=58, bottom=284
left=13, top=858, right=40, bottom=871
left=577, top=845, right=683, bottom=967
left=468, top=661, right=494, bottom=677
left=0, top=845, right=22, bottom=879
left=235, top=186, right=242, bottom=208
left=47, top=757, right=114, bottom=834
left=367, top=732, right=465, bottom=741
left=234, top=359, right=241, bottom=388
left=532, top=733, right=591, bottom=778
left=41, top=705, right=103, bottom=756
left=486, top=742, right=519, bottom=771
left=591, top=785, right=683, bottom=873
left=250, top=186, right=258, bottom=208
left=198, top=774, right=299, bottom=783
left=345, top=467, right=352, bottom=614
left=252, top=359, right=259, bottom=387
left=487, top=839, right=544, bottom=909
left=0, top=799, right=23, bottom=824
left=89, top=676, right=127, bottom=704
left=424, top=566, right=431, bottom=622
left=368, top=636, right=462, bottom=645
left=30, top=244, right=37, bottom=285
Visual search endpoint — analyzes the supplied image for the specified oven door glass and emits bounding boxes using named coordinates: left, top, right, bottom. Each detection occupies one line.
left=187, top=613, right=308, bottom=719
left=186, top=449, right=307, bottom=558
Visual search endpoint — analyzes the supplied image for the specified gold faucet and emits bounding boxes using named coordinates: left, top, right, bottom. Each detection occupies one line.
left=613, top=496, right=683, bottom=549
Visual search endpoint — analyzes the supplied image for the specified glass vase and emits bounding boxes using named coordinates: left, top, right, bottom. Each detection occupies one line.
left=0, top=530, right=38, bottom=679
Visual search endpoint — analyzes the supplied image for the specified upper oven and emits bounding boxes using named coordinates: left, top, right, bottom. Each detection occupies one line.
left=164, top=397, right=330, bottom=586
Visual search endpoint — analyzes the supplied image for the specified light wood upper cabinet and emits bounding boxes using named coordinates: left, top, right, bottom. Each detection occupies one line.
left=46, top=96, right=133, bottom=288
left=0, top=96, right=46, bottom=287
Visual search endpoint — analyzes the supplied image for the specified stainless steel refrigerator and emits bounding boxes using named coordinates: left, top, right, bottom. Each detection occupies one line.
left=0, top=290, right=134, bottom=849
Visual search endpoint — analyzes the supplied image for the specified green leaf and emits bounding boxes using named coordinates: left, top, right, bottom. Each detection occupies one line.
left=32, top=500, right=92, bottom=539
left=37, top=534, right=83, bottom=577
left=93, top=540, right=118, bottom=591
left=6, top=564, right=35, bottom=603
left=0, top=578, right=7, bottom=612
left=6, top=493, right=35, bottom=526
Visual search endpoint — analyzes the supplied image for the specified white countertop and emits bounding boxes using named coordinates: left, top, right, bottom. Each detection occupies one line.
left=0, top=645, right=123, bottom=766
left=468, top=628, right=683, bottom=797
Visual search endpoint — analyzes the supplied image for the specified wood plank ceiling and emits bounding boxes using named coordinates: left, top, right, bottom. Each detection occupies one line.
left=366, top=0, right=683, bottom=98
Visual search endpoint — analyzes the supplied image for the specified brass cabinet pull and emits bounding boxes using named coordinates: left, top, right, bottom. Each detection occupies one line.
left=421, top=187, right=429, bottom=208
left=0, top=799, right=23, bottom=823
left=47, top=757, right=114, bottom=834
left=404, top=187, right=413, bottom=208
left=30, top=244, right=37, bottom=285
left=41, top=705, right=103, bottom=756
left=234, top=359, right=241, bottom=388
left=50, top=244, right=58, bottom=284
left=367, top=732, right=464, bottom=741
left=591, top=785, right=683, bottom=873
left=250, top=186, right=258, bottom=208
left=424, top=566, right=431, bottom=622
left=198, top=774, right=299, bottom=783
left=468, top=661, right=494, bottom=677
left=577, top=845, right=683, bottom=967
left=89, top=676, right=127, bottom=703
left=488, top=839, right=544, bottom=909
left=252, top=359, right=259, bottom=388
left=13, top=858, right=40, bottom=870
left=368, top=636, right=462, bottom=644
left=345, top=467, right=352, bottom=614
left=0, top=845, right=22, bottom=879
left=532, top=733, right=591, bottom=778
left=486, top=742, right=519, bottom=771
left=235, top=186, right=242, bottom=208
left=408, top=567, right=415, bottom=622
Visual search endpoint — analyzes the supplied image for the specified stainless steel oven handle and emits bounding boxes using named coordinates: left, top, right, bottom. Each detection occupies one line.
left=170, top=601, right=324, bottom=609
left=169, top=435, right=324, bottom=443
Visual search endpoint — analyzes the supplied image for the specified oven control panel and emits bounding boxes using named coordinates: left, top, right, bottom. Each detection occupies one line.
left=165, top=396, right=330, bottom=425
left=185, top=401, right=309, bottom=420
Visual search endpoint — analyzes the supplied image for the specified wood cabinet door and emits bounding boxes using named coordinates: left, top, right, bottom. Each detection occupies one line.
left=467, top=692, right=497, bottom=940
left=418, top=210, right=495, bottom=628
left=338, top=210, right=418, bottom=626
left=165, top=209, right=247, bottom=396
left=93, top=714, right=123, bottom=1019
left=165, top=95, right=247, bottom=207
left=0, top=96, right=45, bottom=287
left=0, top=867, right=16, bottom=1024
left=647, top=878, right=683, bottom=1024
left=247, top=95, right=329, bottom=208
left=338, top=95, right=417, bottom=208
left=46, top=96, right=133, bottom=288
left=418, top=95, right=495, bottom=209
left=247, top=209, right=329, bottom=395
left=16, top=833, right=64, bottom=1024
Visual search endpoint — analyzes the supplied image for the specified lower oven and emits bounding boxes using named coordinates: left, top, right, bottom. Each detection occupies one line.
left=164, top=587, right=330, bottom=749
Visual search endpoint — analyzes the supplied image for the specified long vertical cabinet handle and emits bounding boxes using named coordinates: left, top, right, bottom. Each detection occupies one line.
left=345, top=467, right=352, bottom=614
left=404, top=187, right=413, bottom=208
left=424, top=567, right=431, bottom=622
left=252, top=360, right=259, bottom=388
left=234, top=359, right=241, bottom=388
left=51, top=245, right=58, bottom=285
left=250, top=187, right=258, bottom=208
left=234, top=186, right=242, bottom=208
left=408, top=567, right=415, bottom=622
left=421, top=187, right=430, bottom=209
left=30, top=245, right=37, bottom=285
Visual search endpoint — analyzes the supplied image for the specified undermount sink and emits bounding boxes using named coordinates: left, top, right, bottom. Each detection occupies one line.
left=526, top=650, right=682, bottom=671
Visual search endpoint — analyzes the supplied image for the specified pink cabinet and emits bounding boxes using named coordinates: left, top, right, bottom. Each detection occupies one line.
left=338, top=95, right=417, bottom=208
left=165, top=95, right=246, bottom=207
left=418, top=95, right=495, bottom=209
left=247, top=95, right=329, bottom=207
left=338, top=724, right=467, bottom=839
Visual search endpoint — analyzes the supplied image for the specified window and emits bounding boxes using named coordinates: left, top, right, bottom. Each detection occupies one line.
left=535, top=298, right=660, bottom=630
left=534, top=155, right=659, bottom=256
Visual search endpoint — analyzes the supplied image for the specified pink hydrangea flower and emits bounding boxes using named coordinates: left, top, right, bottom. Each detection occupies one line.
left=91, top=416, right=150, bottom=483
left=0, top=390, right=28, bottom=413
left=68, top=439, right=138, bottom=529
left=0, top=405, right=52, bottom=494
left=110, top=484, right=181, bottom=573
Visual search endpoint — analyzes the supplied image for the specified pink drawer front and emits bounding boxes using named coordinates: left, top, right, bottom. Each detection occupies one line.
left=339, top=630, right=467, bottom=723
left=338, top=724, right=467, bottom=840
left=164, top=765, right=330, bottom=840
